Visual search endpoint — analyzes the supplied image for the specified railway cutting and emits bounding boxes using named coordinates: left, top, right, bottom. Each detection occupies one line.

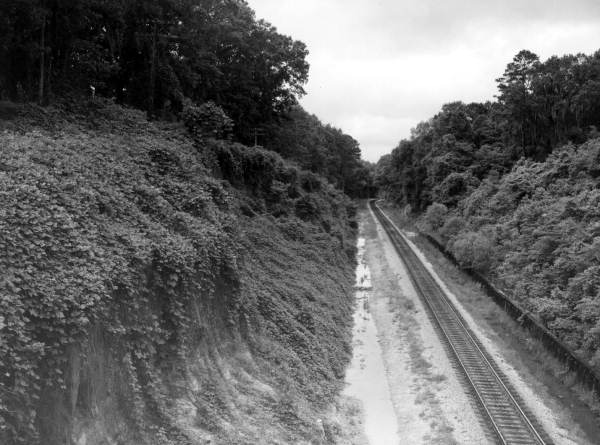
left=370, top=200, right=553, bottom=445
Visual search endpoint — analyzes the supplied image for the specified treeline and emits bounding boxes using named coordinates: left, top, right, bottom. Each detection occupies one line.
left=0, top=0, right=308, bottom=139
left=0, top=0, right=369, bottom=196
left=262, top=106, right=376, bottom=197
left=376, top=49, right=600, bottom=211
left=376, top=49, right=600, bottom=369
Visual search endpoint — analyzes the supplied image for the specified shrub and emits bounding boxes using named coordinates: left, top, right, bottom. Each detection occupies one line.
left=431, top=172, right=480, bottom=207
left=182, top=100, right=233, bottom=141
left=451, top=231, right=493, bottom=272
left=424, top=202, right=448, bottom=230
left=439, top=216, right=466, bottom=244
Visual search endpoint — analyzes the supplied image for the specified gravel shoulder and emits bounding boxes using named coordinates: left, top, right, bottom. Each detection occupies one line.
left=345, top=202, right=599, bottom=445
left=343, top=205, right=491, bottom=444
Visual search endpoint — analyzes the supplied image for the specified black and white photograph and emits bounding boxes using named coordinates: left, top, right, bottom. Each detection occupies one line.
left=1, top=1, right=600, bottom=444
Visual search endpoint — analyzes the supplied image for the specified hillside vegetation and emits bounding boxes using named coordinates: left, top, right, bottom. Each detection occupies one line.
left=376, top=49, right=600, bottom=371
left=0, top=0, right=370, bottom=197
left=0, top=1, right=370, bottom=444
left=0, top=99, right=357, bottom=445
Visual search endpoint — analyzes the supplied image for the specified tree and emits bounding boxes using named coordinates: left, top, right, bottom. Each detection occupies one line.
left=451, top=231, right=493, bottom=272
left=0, top=0, right=310, bottom=136
left=496, top=50, right=541, bottom=156
left=261, top=106, right=369, bottom=197
left=424, top=202, right=448, bottom=230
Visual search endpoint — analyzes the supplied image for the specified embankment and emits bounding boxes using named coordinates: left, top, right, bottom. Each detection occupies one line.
left=0, top=100, right=357, bottom=444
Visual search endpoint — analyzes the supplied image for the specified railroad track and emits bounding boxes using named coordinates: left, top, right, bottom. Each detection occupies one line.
left=370, top=200, right=553, bottom=445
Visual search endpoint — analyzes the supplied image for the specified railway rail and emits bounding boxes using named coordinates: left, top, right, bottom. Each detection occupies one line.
left=370, top=200, right=553, bottom=445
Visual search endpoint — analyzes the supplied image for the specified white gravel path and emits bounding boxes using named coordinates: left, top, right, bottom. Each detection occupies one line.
left=343, top=234, right=400, bottom=445
left=344, top=206, right=491, bottom=444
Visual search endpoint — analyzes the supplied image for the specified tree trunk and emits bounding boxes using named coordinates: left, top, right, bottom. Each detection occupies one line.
left=38, top=6, right=46, bottom=105
left=148, top=22, right=158, bottom=116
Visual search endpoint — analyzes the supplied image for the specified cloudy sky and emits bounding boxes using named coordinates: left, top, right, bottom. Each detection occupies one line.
left=249, top=0, right=600, bottom=162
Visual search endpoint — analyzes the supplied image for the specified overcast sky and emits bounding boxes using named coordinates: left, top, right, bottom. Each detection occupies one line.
left=249, top=0, right=600, bottom=162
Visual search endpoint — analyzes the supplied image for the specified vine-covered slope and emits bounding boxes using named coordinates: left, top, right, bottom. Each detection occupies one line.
left=0, top=101, right=357, bottom=444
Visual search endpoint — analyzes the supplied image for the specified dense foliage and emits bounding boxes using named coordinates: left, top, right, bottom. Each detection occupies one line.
left=452, top=143, right=600, bottom=361
left=0, top=2, right=367, bottom=443
left=376, top=49, right=600, bottom=211
left=261, top=106, right=376, bottom=197
left=0, top=101, right=356, bottom=444
left=0, top=0, right=308, bottom=142
left=376, top=49, right=600, bottom=371
left=0, top=0, right=371, bottom=197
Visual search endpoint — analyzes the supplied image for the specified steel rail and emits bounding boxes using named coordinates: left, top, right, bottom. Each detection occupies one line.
left=370, top=200, right=551, bottom=445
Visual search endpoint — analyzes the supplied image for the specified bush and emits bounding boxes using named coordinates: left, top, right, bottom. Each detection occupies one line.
left=424, top=202, right=448, bottom=230
left=451, top=231, right=493, bottom=272
left=431, top=171, right=480, bottom=207
left=439, top=216, right=466, bottom=244
left=182, top=100, right=233, bottom=141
